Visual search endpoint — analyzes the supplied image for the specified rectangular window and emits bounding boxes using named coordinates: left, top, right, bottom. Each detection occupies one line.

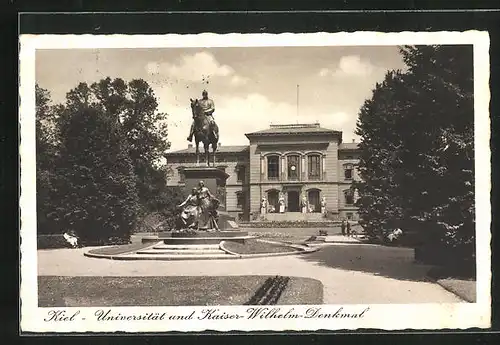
left=236, top=192, right=244, bottom=208
left=288, top=155, right=300, bottom=180
left=344, top=190, right=354, bottom=205
left=237, top=165, right=246, bottom=182
left=178, top=168, right=185, bottom=183
left=344, top=164, right=353, bottom=180
left=267, top=156, right=279, bottom=180
left=308, top=155, right=321, bottom=180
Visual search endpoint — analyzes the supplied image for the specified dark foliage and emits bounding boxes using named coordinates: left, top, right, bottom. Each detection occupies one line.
left=355, top=45, right=475, bottom=265
left=35, top=78, right=180, bottom=245
left=56, top=95, right=140, bottom=245
left=37, top=234, right=74, bottom=249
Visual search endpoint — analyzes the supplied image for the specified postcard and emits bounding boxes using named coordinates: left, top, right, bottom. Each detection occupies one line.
left=20, top=31, right=491, bottom=333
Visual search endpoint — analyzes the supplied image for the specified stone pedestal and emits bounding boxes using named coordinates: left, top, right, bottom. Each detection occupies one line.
left=156, top=230, right=250, bottom=244
left=183, top=167, right=229, bottom=211
left=182, top=167, right=237, bottom=231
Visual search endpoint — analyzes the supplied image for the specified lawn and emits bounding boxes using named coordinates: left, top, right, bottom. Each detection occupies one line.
left=223, top=239, right=299, bottom=254
left=87, top=242, right=153, bottom=255
left=38, top=275, right=323, bottom=307
left=436, top=278, right=476, bottom=303
left=427, top=266, right=476, bottom=302
left=278, top=277, right=324, bottom=305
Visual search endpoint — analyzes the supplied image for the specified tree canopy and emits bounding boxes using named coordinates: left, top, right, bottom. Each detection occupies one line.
left=355, top=45, right=474, bottom=265
left=35, top=78, right=181, bottom=244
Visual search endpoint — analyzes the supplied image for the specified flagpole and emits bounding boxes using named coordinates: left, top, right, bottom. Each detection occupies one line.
left=296, top=84, right=299, bottom=123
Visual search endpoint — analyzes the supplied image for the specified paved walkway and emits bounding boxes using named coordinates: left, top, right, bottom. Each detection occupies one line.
left=37, top=243, right=463, bottom=304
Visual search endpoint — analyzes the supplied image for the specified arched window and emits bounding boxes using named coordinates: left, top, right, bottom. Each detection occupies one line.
left=287, top=154, right=300, bottom=180
left=307, top=154, right=321, bottom=180
left=267, top=156, right=279, bottom=180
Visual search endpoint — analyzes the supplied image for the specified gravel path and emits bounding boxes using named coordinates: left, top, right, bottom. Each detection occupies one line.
left=37, top=243, right=463, bottom=304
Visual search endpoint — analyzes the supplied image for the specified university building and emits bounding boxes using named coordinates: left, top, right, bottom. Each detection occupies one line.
left=165, top=123, right=361, bottom=222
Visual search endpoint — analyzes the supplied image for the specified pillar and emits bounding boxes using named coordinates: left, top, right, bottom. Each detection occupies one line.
left=322, top=154, right=326, bottom=180
left=302, top=155, right=306, bottom=181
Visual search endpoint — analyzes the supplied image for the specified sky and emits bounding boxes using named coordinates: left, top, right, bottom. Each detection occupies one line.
left=36, top=46, right=406, bottom=151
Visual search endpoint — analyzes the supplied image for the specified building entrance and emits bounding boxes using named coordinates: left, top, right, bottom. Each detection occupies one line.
left=287, top=191, right=300, bottom=212
left=308, top=189, right=321, bottom=213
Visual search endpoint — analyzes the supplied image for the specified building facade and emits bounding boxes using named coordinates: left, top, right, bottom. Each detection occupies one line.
left=165, top=123, right=361, bottom=222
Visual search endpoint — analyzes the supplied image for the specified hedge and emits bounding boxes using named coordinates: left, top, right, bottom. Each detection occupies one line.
left=37, top=234, right=75, bottom=249
left=241, top=221, right=342, bottom=228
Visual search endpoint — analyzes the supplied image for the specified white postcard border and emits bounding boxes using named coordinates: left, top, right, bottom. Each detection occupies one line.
left=20, top=31, right=491, bottom=333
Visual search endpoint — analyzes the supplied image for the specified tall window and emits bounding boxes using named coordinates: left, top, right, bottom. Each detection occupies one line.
left=308, top=189, right=321, bottom=213
left=267, top=156, right=279, bottom=180
left=344, top=163, right=353, bottom=180
left=287, top=155, right=300, bottom=180
left=308, top=155, right=321, bottom=180
left=237, top=165, right=246, bottom=182
left=236, top=192, right=244, bottom=208
left=178, top=167, right=185, bottom=183
left=344, top=189, right=354, bottom=205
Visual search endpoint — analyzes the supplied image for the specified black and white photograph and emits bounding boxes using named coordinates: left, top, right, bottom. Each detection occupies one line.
left=20, top=32, right=491, bottom=332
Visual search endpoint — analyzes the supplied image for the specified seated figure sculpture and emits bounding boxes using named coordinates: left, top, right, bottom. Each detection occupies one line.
left=175, top=181, right=220, bottom=231
left=177, top=187, right=200, bottom=230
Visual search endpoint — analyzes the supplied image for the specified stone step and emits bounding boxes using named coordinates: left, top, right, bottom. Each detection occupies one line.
left=158, top=230, right=249, bottom=239
left=137, top=248, right=225, bottom=255
left=320, top=235, right=363, bottom=244
left=163, top=236, right=253, bottom=245
left=119, top=253, right=238, bottom=261
left=152, top=244, right=220, bottom=250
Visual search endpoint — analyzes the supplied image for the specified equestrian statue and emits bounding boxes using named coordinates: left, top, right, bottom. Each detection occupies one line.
left=188, top=90, right=219, bottom=166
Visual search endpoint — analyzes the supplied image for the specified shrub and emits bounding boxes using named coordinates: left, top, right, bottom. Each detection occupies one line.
left=244, top=220, right=340, bottom=228
left=37, top=234, right=73, bottom=249
left=56, top=103, right=140, bottom=246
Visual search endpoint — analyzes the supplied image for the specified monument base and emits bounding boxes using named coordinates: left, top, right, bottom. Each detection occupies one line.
left=154, top=230, right=251, bottom=245
left=181, top=166, right=238, bottom=230
left=183, top=167, right=229, bottom=211
left=159, top=230, right=248, bottom=238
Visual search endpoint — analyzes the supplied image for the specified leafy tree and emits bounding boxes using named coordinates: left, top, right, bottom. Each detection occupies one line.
left=89, top=77, right=171, bottom=212
left=355, top=71, right=407, bottom=239
left=56, top=83, right=140, bottom=244
left=356, top=45, right=475, bottom=268
left=398, top=45, right=475, bottom=262
left=35, top=85, right=60, bottom=234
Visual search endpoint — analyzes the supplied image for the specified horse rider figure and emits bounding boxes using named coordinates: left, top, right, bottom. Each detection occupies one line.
left=187, top=90, right=217, bottom=142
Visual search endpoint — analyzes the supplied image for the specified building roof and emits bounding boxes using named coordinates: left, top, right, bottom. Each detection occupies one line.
left=245, top=123, right=341, bottom=137
left=339, top=142, right=360, bottom=150
left=165, top=145, right=249, bottom=156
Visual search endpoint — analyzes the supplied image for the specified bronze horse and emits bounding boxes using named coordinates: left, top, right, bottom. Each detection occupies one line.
left=190, top=98, right=219, bottom=166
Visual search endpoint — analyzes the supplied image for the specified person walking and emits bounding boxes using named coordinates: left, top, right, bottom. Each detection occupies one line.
left=341, top=220, right=346, bottom=236
left=346, top=221, right=351, bottom=236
